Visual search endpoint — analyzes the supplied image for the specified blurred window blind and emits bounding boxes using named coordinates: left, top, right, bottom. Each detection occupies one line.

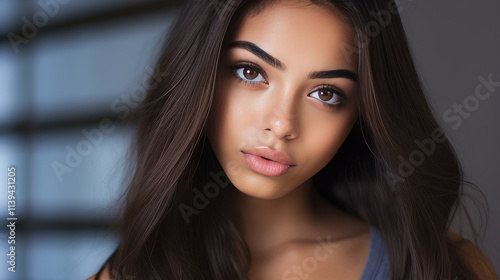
left=0, top=1, right=180, bottom=279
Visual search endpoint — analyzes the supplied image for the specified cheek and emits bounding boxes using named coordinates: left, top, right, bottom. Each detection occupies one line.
left=300, top=107, right=358, bottom=171
left=214, top=86, right=267, bottom=150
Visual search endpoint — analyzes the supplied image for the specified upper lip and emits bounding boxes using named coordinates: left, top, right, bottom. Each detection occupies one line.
left=241, top=147, right=296, bottom=166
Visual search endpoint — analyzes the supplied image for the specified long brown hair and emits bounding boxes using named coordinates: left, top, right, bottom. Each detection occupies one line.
left=95, top=0, right=489, bottom=279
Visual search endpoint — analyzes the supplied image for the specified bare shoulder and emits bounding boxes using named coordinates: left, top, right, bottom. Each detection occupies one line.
left=86, top=265, right=111, bottom=280
left=447, top=230, right=498, bottom=280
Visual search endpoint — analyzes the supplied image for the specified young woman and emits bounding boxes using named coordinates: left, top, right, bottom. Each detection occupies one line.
left=88, top=0, right=497, bottom=279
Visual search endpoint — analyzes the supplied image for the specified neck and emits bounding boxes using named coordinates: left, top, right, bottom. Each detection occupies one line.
left=222, top=179, right=333, bottom=256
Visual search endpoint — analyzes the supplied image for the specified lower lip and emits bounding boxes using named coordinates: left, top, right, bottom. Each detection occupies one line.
left=241, top=152, right=293, bottom=176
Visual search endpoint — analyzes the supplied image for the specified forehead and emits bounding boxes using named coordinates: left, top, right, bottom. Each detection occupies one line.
left=225, top=1, right=358, bottom=72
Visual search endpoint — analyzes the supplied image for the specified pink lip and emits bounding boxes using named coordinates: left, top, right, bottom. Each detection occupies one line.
left=240, top=147, right=295, bottom=176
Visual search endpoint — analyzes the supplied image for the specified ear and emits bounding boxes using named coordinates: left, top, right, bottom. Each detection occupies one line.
left=447, top=231, right=499, bottom=279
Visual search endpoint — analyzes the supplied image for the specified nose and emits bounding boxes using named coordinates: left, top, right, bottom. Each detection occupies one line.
left=265, top=105, right=299, bottom=140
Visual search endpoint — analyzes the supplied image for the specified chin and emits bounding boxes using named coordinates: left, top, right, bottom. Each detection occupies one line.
left=232, top=179, right=290, bottom=200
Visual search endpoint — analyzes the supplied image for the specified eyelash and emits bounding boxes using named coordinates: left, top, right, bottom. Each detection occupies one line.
left=229, top=63, right=348, bottom=108
left=230, top=62, right=268, bottom=85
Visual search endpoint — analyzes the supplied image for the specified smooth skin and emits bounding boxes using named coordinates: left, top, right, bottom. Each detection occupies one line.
left=207, top=1, right=370, bottom=279
left=87, top=1, right=498, bottom=279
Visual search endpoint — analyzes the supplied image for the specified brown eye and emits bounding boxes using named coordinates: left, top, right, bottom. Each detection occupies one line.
left=234, top=65, right=266, bottom=83
left=308, top=85, right=347, bottom=107
left=318, top=89, right=334, bottom=101
left=243, top=67, right=259, bottom=80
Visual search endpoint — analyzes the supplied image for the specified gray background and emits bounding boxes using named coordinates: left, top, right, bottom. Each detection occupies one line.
left=400, top=0, right=500, bottom=274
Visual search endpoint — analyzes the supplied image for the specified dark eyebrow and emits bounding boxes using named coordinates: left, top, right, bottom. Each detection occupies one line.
left=226, top=40, right=357, bottom=82
left=308, top=69, right=357, bottom=81
left=227, top=41, right=285, bottom=70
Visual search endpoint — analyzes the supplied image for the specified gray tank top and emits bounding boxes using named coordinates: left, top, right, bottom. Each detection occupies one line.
left=359, top=226, right=391, bottom=279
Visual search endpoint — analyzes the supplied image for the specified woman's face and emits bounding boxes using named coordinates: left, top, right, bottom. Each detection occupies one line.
left=208, top=1, right=359, bottom=200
